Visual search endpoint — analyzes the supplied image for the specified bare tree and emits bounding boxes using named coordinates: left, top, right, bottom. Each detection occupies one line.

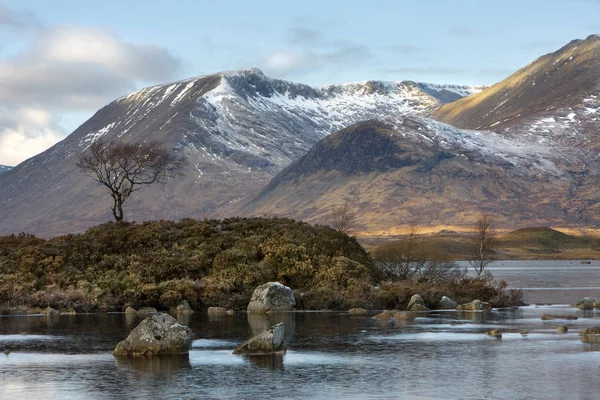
left=76, top=140, right=186, bottom=222
left=331, top=202, right=357, bottom=234
left=372, top=224, right=465, bottom=283
left=468, top=213, right=496, bottom=276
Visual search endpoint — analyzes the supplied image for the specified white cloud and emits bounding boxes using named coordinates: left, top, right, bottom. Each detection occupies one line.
left=0, top=8, right=182, bottom=166
left=0, top=107, right=65, bottom=166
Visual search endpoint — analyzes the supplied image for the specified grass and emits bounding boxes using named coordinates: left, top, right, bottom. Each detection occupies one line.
left=360, top=226, right=600, bottom=260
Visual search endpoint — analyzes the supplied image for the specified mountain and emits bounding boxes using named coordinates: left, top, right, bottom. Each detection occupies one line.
left=0, top=165, right=11, bottom=174
left=242, top=36, right=600, bottom=233
left=0, top=68, right=480, bottom=237
left=435, top=34, right=600, bottom=131
left=241, top=116, right=598, bottom=232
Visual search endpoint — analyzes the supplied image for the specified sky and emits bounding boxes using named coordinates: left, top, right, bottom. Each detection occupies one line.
left=0, top=0, right=599, bottom=167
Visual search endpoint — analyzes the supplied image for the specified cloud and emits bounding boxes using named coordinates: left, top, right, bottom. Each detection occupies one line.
left=257, top=23, right=372, bottom=79
left=0, top=4, right=41, bottom=30
left=260, top=44, right=372, bottom=77
left=0, top=107, right=65, bottom=166
left=0, top=7, right=182, bottom=166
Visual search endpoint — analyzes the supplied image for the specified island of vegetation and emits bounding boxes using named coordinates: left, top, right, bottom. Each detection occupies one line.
left=0, top=217, right=523, bottom=314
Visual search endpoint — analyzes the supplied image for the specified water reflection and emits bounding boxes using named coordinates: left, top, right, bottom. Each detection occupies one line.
left=246, top=354, right=285, bottom=370
left=247, top=312, right=295, bottom=343
left=115, top=354, right=192, bottom=374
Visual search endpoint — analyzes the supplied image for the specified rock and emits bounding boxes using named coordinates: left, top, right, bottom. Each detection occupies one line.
left=407, top=294, right=429, bottom=311
left=486, top=329, right=502, bottom=338
left=520, top=330, right=529, bottom=336
left=594, top=302, right=600, bottom=310
left=207, top=306, right=228, bottom=316
left=571, top=297, right=596, bottom=310
left=137, top=307, right=158, bottom=317
left=393, top=311, right=417, bottom=321
left=579, top=327, right=600, bottom=344
left=373, top=311, right=393, bottom=320
left=456, top=299, right=491, bottom=312
left=59, top=308, right=76, bottom=315
left=113, top=313, right=193, bottom=357
left=348, top=308, right=368, bottom=315
left=438, top=296, right=458, bottom=310
left=125, top=306, right=137, bottom=315
left=557, top=325, right=569, bottom=333
left=541, top=314, right=578, bottom=320
left=45, top=307, right=59, bottom=315
left=247, top=282, right=295, bottom=313
left=579, top=327, right=600, bottom=335
left=175, top=300, right=193, bottom=315
left=233, top=322, right=286, bottom=355
left=226, top=310, right=235, bottom=316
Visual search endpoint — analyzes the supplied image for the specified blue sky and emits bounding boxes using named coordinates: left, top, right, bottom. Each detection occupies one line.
left=0, top=0, right=599, bottom=166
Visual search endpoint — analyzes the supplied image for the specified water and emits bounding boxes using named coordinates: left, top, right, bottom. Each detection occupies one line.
left=2, top=262, right=600, bottom=399
left=471, top=260, right=600, bottom=304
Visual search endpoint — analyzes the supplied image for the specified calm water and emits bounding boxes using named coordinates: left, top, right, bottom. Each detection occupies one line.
left=2, top=262, right=600, bottom=400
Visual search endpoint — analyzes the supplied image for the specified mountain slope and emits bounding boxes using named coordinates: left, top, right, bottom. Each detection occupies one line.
left=241, top=115, right=600, bottom=233
left=0, top=165, right=11, bottom=174
left=434, top=34, right=600, bottom=130
left=0, top=68, right=480, bottom=237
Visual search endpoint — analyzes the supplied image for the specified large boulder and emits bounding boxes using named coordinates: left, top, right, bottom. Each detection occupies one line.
left=113, top=313, right=193, bottom=357
left=407, top=294, right=429, bottom=312
left=572, top=297, right=596, bottom=310
left=438, top=296, right=458, bottom=310
left=233, top=322, right=286, bottom=355
left=247, top=282, right=295, bottom=313
left=456, top=299, right=491, bottom=312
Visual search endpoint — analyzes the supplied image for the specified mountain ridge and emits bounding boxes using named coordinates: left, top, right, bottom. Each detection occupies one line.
left=0, top=68, right=481, bottom=237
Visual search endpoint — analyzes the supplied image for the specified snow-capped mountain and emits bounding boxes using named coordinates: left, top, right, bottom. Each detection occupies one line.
left=0, top=68, right=481, bottom=236
left=242, top=36, right=600, bottom=232
left=0, top=165, right=11, bottom=174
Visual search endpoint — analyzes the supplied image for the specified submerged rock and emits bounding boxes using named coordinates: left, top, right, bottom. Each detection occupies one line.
left=438, top=296, right=458, bottom=310
left=207, top=306, right=228, bottom=316
left=247, top=282, right=295, bottom=313
left=175, top=300, right=193, bottom=315
left=373, top=311, right=393, bottom=320
left=393, top=311, right=417, bottom=321
left=541, top=314, right=578, bottom=320
left=113, top=313, right=193, bottom=357
left=233, top=322, right=286, bottom=355
left=557, top=325, right=569, bottom=333
left=348, top=308, right=368, bottom=315
left=486, top=329, right=502, bottom=338
left=407, top=294, right=429, bottom=312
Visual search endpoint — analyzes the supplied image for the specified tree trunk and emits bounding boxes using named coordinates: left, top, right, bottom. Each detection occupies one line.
left=111, top=194, right=124, bottom=221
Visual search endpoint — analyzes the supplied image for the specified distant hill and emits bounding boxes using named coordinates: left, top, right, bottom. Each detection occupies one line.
left=0, top=165, right=11, bottom=174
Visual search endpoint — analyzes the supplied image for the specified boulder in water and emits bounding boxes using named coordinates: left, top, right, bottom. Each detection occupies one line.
left=233, top=322, right=286, bottom=355
left=571, top=297, right=596, bottom=310
left=113, top=313, right=193, bottom=357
